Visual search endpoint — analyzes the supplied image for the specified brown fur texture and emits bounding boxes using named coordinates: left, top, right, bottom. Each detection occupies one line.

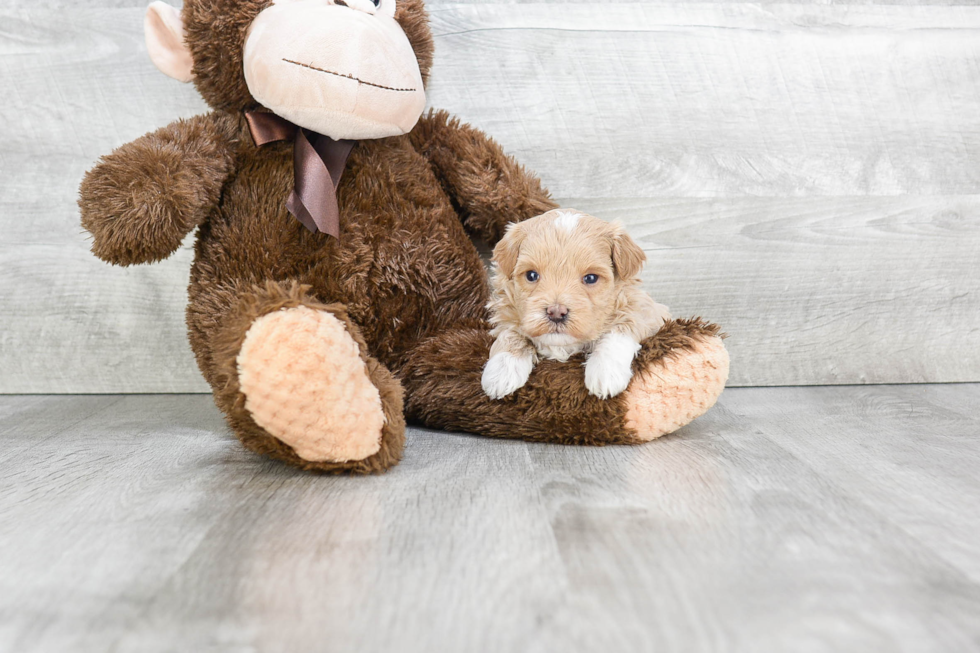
left=78, top=0, right=727, bottom=473
left=409, top=110, right=557, bottom=245
left=78, top=113, right=241, bottom=265
left=401, top=318, right=722, bottom=445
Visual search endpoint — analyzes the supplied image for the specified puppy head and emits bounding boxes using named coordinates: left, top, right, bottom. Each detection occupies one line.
left=489, top=209, right=646, bottom=346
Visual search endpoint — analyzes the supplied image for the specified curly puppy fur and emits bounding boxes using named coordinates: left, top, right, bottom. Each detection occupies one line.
left=488, top=210, right=668, bottom=354
left=78, top=0, right=727, bottom=473
left=483, top=210, right=672, bottom=399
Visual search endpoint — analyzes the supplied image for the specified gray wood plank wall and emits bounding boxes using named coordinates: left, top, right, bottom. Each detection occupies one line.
left=2, top=1, right=979, bottom=392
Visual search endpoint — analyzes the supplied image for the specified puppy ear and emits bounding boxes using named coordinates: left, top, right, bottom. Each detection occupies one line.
left=145, top=2, right=194, bottom=83
left=608, top=222, right=646, bottom=280
left=492, top=221, right=527, bottom=277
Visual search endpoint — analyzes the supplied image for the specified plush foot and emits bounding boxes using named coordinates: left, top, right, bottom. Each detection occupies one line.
left=623, top=335, right=729, bottom=441
left=236, top=306, right=387, bottom=463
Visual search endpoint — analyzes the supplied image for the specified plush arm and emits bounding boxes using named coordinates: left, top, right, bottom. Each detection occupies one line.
left=78, top=111, right=240, bottom=266
left=409, top=109, right=558, bottom=247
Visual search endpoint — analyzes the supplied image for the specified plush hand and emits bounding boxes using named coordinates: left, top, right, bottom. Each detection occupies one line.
left=78, top=113, right=238, bottom=266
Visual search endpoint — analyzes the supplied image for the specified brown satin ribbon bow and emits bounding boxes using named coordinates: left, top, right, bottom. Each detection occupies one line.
left=245, top=111, right=355, bottom=238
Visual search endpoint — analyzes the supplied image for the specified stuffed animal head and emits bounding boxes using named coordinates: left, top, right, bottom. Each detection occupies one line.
left=145, top=0, right=433, bottom=139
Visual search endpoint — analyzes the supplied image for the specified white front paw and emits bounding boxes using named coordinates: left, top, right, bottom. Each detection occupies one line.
left=585, top=333, right=641, bottom=399
left=585, top=355, right=634, bottom=399
left=482, top=352, right=534, bottom=399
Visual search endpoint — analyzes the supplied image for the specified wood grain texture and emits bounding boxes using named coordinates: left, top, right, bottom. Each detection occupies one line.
left=573, top=195, right=980, bottom=385
left=2, top=3, right=980, bottom=391
left=1, top=386, right=979, bottom=651
left=427, top=4, right=980, bottom=197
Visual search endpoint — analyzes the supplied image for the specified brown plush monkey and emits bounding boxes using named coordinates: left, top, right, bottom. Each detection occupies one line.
left=79, top=0, right=729, bottom=473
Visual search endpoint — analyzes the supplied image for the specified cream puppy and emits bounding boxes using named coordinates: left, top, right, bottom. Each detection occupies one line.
left=482, top=209, right=671, bottom=400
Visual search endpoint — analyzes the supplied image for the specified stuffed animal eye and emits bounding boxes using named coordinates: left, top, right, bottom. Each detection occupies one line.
left=372, top=0, right=381, bottom=6
left=583, top=273, right=599, bottom=285
left=525, top=270, right=539, bottom=282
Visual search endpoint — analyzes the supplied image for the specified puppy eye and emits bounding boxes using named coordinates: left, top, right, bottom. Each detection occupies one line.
left=525, top=270, right=539, bottom=283
left=583, top=274, right=599, bottom=285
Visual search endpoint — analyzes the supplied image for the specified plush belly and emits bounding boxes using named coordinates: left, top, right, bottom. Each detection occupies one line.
left=195, top=136, right=491, bottom=362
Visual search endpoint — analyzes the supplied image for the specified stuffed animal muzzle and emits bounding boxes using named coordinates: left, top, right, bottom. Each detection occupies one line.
left=146, top=0, right=426, bottom=140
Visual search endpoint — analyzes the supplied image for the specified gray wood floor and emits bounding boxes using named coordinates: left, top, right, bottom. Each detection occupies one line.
left=1, top=386, right=978, bottom=652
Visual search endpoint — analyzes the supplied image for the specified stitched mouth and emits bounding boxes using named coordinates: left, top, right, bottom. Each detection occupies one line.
left=283, top=59, right=416, bottom=93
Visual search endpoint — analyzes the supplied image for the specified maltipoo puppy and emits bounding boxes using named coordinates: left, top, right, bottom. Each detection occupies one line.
left=482, top=209, right=671, bottom=400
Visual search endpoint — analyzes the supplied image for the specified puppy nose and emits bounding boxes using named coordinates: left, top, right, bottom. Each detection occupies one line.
left=546, top=304, right=569, bottom=323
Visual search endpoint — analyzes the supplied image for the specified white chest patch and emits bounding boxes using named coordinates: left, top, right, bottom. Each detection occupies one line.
left=531, top=333, right=590, bottom=362
left=535, top=342, right=587, bottom=363
left=553, top=210, right=582, bottom=233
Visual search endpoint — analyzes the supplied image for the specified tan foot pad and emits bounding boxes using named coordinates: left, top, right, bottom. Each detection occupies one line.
left=237, top=306, right=386, bottom=462
left=624, top=337, right=730, bottom=441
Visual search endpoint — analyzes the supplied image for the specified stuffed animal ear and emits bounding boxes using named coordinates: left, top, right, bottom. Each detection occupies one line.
left=145, top=2, right=194, bottom=83
left=492, top=222, right=527, bottom=278
left=608, top=222, right=646, bottom=280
